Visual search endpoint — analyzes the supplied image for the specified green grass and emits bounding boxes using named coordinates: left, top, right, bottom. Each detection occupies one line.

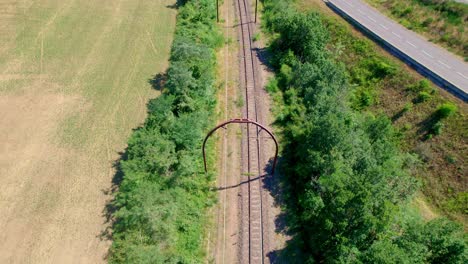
left=364, top=0, right=468, bottom=58
left=252, top=32, right=261, bottom=42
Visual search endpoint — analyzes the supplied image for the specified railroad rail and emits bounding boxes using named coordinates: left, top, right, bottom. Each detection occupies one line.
left=205, top=0, right=272, bottom=262
left=236, top=0, right=267, bottom=262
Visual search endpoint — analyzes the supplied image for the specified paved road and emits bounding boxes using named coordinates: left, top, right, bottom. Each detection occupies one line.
left=327, top=0, right=468, bottom=100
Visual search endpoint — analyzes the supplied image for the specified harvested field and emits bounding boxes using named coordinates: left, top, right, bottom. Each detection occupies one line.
left=0, top=0, right=176, bottom=262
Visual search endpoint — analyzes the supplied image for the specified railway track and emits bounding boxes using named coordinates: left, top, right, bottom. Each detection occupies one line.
left=235, top=0, right=267, bottom=262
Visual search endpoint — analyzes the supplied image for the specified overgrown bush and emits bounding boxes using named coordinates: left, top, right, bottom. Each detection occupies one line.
left=431, top=121, right=444, bottom=135
left=407, top=79, right=431, bottom=93
left=417, top=91, right=432, bottom=103
left=436, top=102, right=458, bottom=119
left=109, top=0, right=222, bottom=263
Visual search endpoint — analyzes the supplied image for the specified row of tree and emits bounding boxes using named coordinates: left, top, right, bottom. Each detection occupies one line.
left=262, top=0, right=466, bottom=263
left=109, top=0, right=223, bottom=263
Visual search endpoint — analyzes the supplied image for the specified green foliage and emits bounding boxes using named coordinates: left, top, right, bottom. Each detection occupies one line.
left=423, top=218, right=467, bottom=264
left=252, top=32, right=260, bottom=42
left=415, top=0, right=467, bottom=26
left=109, top=0, right=222, bottom=262
left=235, top=95, right=244, bottom=108
left=403, top=102, right=413, bottom=113
left=268, top=7, right=330, bottom=63
left=445, top=192, right=468, bottom=213
left=266, top=77, right=279, bottom=93
left=262, top=0, right=466, bottom=262
left=353, top=87, right=375, bottom=109
left=371, top=60, right=397, bottom=78
left=407, top=79, right=431, bottom=93
left=436, top=102, right=457, bottom=119
left=431, top=121, right=444, bottom=136
left=362, top=211, right=467, bottom=264
left=417, top=91, right=431, bottom=103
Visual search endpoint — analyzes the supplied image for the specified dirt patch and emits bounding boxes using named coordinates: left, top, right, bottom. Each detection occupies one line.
left=0, top=85, right=84, bottom=263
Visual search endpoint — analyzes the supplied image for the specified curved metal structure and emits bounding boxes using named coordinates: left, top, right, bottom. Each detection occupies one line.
left=202, top=118, right=278, bottom=174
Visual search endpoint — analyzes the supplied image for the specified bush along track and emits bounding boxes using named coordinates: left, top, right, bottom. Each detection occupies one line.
left=262, top=0, right=467, bottom=262
left=108, top=0, right=223, bottom=262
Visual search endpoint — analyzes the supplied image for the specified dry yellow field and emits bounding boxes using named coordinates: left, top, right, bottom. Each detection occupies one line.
left=0, top=0, right=176, bottom=262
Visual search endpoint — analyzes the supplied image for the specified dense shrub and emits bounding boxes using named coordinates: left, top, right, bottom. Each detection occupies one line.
left=417, top=91, right=432, bottom=103
left=109, top=0, right=222, bottom=263
left=407, top=79, right=431, bottom=93
left=262, top=0, right=466, bottom=262
left=436, top=102, right=458, bottom=119
left=431, top=121, right=444, bottom=135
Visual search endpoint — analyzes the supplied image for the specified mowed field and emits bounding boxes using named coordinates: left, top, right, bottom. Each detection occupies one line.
left=0, top=0, right=176, bottom=262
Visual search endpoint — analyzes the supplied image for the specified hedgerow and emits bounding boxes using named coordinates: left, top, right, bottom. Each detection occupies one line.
left=109, top=0, right=222, bottom=263
left=262, top=0, right=466, bottom=262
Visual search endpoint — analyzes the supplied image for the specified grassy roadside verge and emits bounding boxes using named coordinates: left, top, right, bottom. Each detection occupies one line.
left=296, top=0, right=467, bottom=225
left=364, top=0, right=468, bottom=59
left=108, top=0, right=223, bottom=262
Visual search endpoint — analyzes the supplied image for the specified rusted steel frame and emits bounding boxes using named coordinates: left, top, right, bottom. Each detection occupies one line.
left=202, top=118, right=278, bottom=174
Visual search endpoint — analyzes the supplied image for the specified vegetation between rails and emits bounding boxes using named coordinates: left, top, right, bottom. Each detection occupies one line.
left=365, top=0, right=468, bottom=59
left=109, top=0, right=223, bottom=262
left=262, top=0, right=467, bottom=262
left=296, top=0, right=467, bottom=223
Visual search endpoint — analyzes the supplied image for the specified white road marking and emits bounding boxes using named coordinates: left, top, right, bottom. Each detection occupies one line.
left=406, top=41, right=417, bottom=48
left=379, top=24, right=389, bottom=30
left=457, top=72, right=468, bottom=80
left=392, top=32, right=402, bottom=39
left=367, top=16, right=377, bottom=22
left=358, top=9, right=365, bottom=15
left=345, top=1, right=354, bottom=7
left=422, top=50, right=434, bottom=58
left=437, top=60, right=451, bottom=69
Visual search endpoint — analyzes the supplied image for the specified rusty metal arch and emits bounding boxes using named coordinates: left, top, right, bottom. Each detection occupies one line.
left=202, top=118, right=278, bottom=174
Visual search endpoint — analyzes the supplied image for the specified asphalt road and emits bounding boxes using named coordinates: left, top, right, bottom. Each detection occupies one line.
left=327, top=0, right=468, bottom=100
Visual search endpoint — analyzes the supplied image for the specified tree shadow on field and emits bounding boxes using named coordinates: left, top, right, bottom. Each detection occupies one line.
left=148, top=72, right=168, bottom=91
left=166, top=0, right=185, bottom=9
left=416, top=112, right=440, bottom=140
left=391, top=108, right=407, bottom=122
left=99, top=71, right=169, bottom=260
left=98, top=149, right=127, bottom=260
